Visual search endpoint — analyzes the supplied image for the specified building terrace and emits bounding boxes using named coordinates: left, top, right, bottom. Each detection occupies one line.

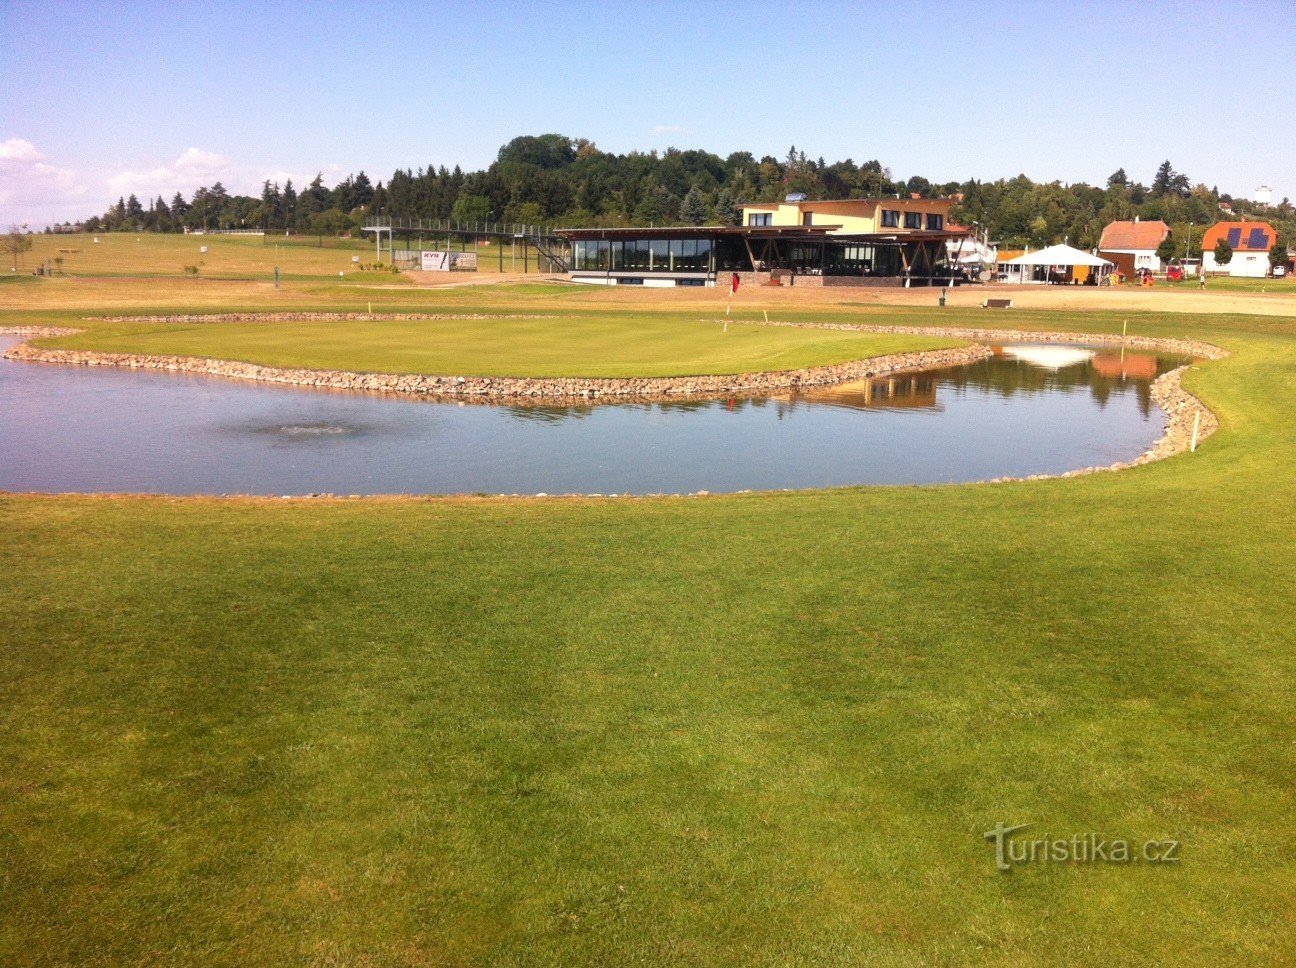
left=558, top=196, right=965, bottom=288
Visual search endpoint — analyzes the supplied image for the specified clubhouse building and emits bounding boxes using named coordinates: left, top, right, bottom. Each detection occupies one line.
left=558, top=196, right=963, bottom=287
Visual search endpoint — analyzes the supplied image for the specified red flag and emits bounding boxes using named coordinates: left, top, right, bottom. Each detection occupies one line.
left=731, top=272, right=740, bottom=294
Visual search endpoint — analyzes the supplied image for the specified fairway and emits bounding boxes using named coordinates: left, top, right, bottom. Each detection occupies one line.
left=35, top=315, right=958, bottom=378
left=16, top=232, right=531, bottom=281
left=2, top=274, right=1296, bottom=965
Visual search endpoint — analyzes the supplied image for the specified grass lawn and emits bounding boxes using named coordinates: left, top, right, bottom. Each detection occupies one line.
left=34, top=316, right=959, bottom=378
left=18, top=232, right=555, bottom=282
left=2, top=281, right=1296, bottom=964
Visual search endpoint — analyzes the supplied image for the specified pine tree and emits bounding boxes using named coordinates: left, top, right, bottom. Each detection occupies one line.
left=679, top=186, right=709, bottom=225
left=712, top=188, right=741, bottom=226
left=1152, top=161, right=1175, bottom=197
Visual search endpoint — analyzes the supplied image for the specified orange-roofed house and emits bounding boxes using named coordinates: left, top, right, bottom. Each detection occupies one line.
left=1202, top=221, right=1277, bottom=277
left=1098, top=218, right=1171, bottom=278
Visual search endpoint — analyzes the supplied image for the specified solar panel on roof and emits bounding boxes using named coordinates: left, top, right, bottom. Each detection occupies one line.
left=1227, top=228, right=1242, bottom=247
left=1247, top=227, right=1268, bottom=249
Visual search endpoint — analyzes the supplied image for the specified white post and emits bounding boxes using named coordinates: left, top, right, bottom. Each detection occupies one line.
left=1191, top=411, right=1201, bottom=452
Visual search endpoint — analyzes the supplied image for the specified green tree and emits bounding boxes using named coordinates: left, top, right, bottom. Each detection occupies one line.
left=1156, top=234, right=1178, bottom=262
left=711, top=188, right=740, bottom=226
left=1270, top=232, right=1289, bottom=268
left=4, top=225, right=33, bottom=270
left=308, top=208, right=349, bottom=237
left=451, top=194, right=492, bottom=224
left=1213, top=237, right=1233, bottom=268
left=679, top=186, right=709, bottom=225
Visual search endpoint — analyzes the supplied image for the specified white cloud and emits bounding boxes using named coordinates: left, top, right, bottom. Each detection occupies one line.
left=0, top=140, right=347, bottom=227
left=106, top=149, right=323, bottom=204
left=0, top=138, right=86, bottom=225
left=107, top=146, right=239, bottom=198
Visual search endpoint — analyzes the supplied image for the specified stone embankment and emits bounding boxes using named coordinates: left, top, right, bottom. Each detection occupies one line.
left=0, top=326, right=80, bottom=337
left=739, top=319, right=1228, bottom=361
left=2, top=341, right=994, bottom=404
left=92, top=312, right=561, bottom=324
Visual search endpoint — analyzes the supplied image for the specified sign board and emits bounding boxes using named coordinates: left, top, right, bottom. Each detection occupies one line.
left=421, top=250, right=450, bottom=272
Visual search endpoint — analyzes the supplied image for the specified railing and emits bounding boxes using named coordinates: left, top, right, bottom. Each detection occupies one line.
left=362, top=215, right=564, bottom=241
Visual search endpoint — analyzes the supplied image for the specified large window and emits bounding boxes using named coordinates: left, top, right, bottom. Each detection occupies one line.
left=571, top=239, right=610, bottom=271
left=904, top=211, right=922, bottom=229
left=881, top=209, right=900, bottom=228
left=748, top=212, right=772, bottom=227
left=594, top=237, right=714, bottom=273
left=617, top=239, right=649, bottom=271
left=926, top=213, right=944, bottom=231
left=649, top=239, right=670, bottom=270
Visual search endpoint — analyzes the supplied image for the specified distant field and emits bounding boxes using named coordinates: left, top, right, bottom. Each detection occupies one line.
left=12, top=232, right=536, bottom=282
left=1165, top=275, right=1295, bottom=292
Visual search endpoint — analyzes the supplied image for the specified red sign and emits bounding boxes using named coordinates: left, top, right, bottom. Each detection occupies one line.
left=731, top=272, right=740, bottom=294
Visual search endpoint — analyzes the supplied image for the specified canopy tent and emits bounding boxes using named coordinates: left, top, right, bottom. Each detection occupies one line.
left=999, top=244, right=1114, bottom=285
left=1003, top=244, right=1112, bottom=267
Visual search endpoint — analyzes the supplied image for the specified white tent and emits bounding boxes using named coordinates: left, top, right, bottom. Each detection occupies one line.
left=999, top=244, right=1113, bottom=284
left=1003, top=244, right=1112, bottom=267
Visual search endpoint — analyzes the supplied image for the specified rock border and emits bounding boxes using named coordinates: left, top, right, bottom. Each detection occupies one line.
left=91, top=312, right=562, bottom=323
left=728, top=318, right=1228, bottom=361
left=0, top=336, right=993, bottom=404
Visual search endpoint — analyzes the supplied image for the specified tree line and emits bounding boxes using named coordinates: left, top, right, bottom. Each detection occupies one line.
left=70, top=135, right=1293, bottom=260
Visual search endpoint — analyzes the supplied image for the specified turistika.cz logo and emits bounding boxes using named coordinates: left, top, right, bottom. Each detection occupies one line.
left=983, top=822, right=1181, bottom=872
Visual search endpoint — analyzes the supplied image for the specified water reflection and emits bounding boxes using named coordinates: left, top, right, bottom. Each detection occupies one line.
left=798, top=344, right=1188, bottom=419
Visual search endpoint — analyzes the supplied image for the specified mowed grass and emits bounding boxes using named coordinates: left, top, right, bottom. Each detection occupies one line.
left=2, top=280, right=1296, bottom=963
left=19, top=231, right=395, bottom=281
left=18, top=231, right=553, bottom=281
left=36, top=316, right=957, bottom=378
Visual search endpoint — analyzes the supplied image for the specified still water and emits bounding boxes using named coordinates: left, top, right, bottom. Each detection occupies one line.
left=0, top=338, right=1188, bottom=495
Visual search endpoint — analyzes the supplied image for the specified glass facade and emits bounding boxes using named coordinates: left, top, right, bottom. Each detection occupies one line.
left=571, top=231, right=936, bottom=279
left=572, top=238, right=712, bottom=274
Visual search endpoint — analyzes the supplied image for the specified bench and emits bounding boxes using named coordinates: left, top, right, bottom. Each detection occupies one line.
left=982, top=298, right=1013, bottom=309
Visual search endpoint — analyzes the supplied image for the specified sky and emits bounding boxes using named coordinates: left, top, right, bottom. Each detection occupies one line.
left=2, top=0, right=1294, bottom=226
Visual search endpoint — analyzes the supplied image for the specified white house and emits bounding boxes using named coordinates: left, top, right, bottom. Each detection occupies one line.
left=1201, top=221, right=1276, bottom=277
left=1098, top=218, right=1170, bottom=275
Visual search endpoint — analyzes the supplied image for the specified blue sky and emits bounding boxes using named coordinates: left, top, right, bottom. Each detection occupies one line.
left=2, top=0, right=1293, bottom=225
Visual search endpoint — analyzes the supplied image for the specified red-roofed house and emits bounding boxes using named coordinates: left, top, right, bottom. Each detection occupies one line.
left=1202, top=221, right=1277, bottom=277
left=1098, top=218, right=1171, bottom=276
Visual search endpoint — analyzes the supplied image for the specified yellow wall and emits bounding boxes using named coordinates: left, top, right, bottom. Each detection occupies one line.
left=740, top=198, right=952, bottom=235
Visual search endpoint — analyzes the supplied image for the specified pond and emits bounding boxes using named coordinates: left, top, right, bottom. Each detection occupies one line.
left=0, top=338, right=1189, bottom=495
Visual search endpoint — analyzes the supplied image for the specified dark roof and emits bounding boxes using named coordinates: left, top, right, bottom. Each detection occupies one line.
left=742, top=197, right=952, bottom=208
left=557, top=225, right=962, bottom=243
